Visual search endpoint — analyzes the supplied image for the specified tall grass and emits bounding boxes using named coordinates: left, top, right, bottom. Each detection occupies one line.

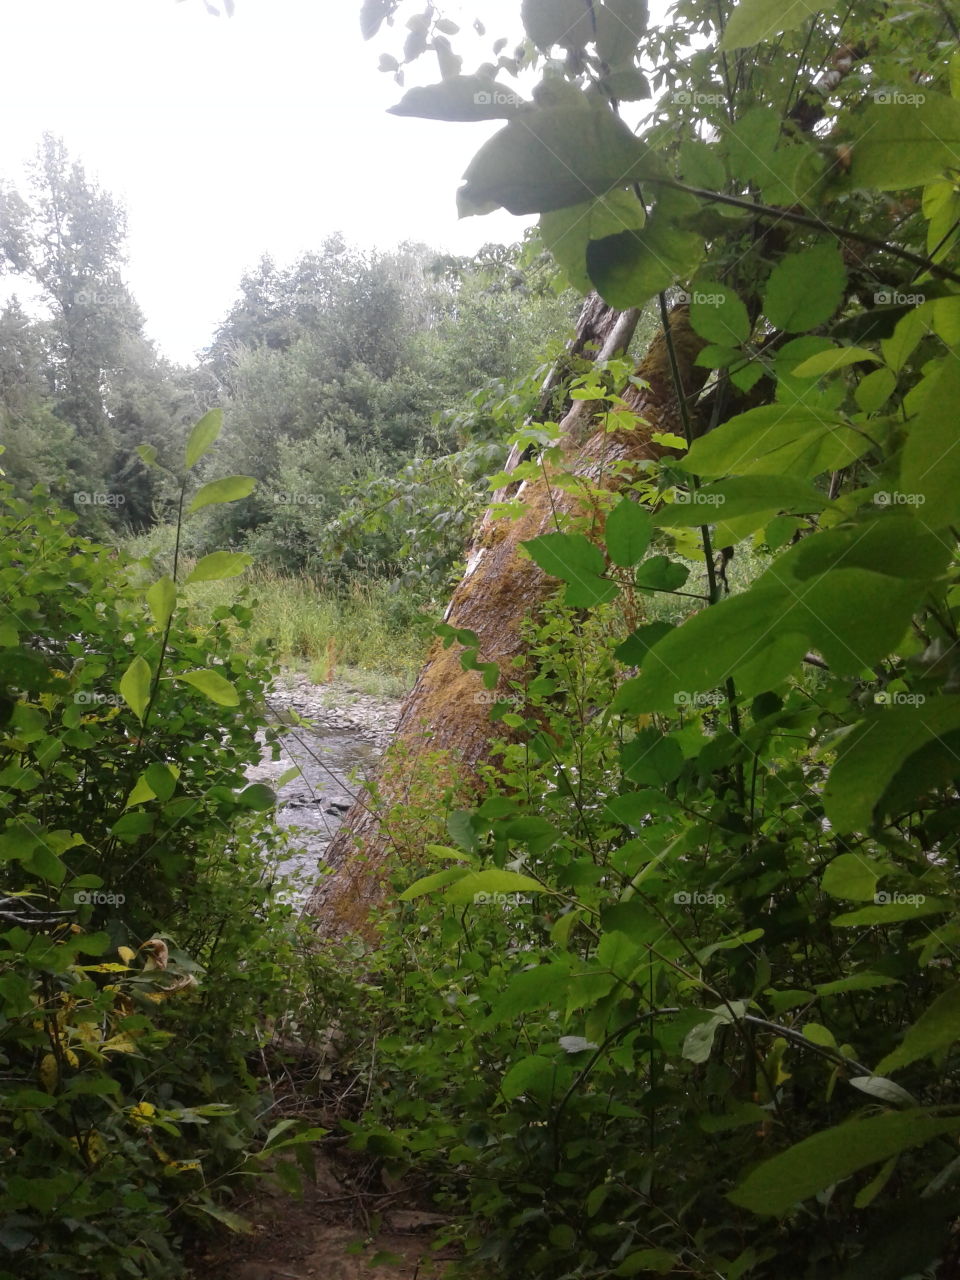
left=123, top=527, right=430, bottom=694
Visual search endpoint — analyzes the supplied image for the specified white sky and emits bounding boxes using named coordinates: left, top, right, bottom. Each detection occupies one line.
left=0, top=0, right=542, bottom=364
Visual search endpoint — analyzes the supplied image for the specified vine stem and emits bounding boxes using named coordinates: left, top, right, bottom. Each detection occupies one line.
left=655, top=292, right=745, bottom=803
left=656, top=178, right=960, bottom=288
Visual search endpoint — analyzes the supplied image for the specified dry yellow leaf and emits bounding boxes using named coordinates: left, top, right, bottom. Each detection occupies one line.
left=39, top=1053, right=58, bottom=1092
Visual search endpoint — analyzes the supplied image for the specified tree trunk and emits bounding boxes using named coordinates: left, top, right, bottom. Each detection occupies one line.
left=304, top=297, right=707, bottom=937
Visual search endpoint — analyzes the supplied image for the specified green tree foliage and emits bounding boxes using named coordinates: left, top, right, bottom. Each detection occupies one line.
left=306, top=1, right=960, bottom=1275
left=0, top=136, right=198, bottom=529
left=0, top=422, right=326, bottom=1277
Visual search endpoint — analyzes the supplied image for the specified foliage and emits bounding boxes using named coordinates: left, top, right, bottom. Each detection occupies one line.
left=317, top=2, right=960, bottom=1276
left=0, top=420, right=325, bottom=1277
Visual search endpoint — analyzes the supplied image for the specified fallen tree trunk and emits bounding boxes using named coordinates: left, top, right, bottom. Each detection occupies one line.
left=304, top=298, right=707, bottom=937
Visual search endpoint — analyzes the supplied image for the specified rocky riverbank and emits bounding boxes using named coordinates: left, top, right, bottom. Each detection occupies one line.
left=246, top=672, right=404, bottom=902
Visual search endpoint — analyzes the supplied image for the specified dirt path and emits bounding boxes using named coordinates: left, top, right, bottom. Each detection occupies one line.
left=187, top=1151, right=455, bottom=1280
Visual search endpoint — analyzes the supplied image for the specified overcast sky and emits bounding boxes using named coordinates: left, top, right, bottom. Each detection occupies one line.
left=0, top=0, right=544, bottom=364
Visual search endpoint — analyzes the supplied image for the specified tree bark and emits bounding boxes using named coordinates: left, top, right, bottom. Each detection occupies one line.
left=304, top=297, right=707, bottom=938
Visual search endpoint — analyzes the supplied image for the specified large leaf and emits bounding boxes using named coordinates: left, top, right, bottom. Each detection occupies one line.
left=187, top=475, right=256, bottom=514
left=762, top=244, right=846, bottom=333
left=146, top=576, right=176, bottom=629
left=900, top=358, right=960, bottom=527
left=185, top=409, right=223, bottom=470
left=688, top=280, right=751, bottom=346
left=876, top=987, right=960, bottom=1076
left=680, top=405, right=871, bottom=479
left=389, top=76, right=527, bottom=121
left=176, top=669, right=240, bottom=707
left=821, top=853, right=885, bottom=902
left=823, top=697, right=960, bottom=831
left=605, top=497, right=653, bottom=566
left=119, top=656, right=151, bottom=723
left=729, top=1112, right=960, bottom=1215
left=849, top=94, right=960, bottom=191
left=521, top=0, right=594, bottom=48
left=524, top=532, right=606, bottom=582
left=587, top=188, right=703, bottom=308
left=720, top=0, right=822, bottom=50
left=185, top=552, right=252, bottom=584
left=652, top=475, right=827, bottom=527
left=458, top=101, right=654, bottom=216
left=445, top=868, right=543, bottom=906
left=540, top=189, right=646, bottom=292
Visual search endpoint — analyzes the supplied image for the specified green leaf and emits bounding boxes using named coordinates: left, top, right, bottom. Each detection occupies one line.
left=145, top=763, right=178, bottom=803
left=823, top=697, right=960, bottom=831
left=832, top=899, right=951, bottom=926
left=398, top=867, right=470, bottom=900
left=848, top=1076, right=916, bottom=1107
left=634, top=556, right=689, bottom=592
left=849, top=94, right=960, bottom=191
left=605, top=498, right=653, bottom=567
left=720, top=0, right=821, bottom=50
left=445, top=869, right=543, bottom=906
left=187, top=475, right=256, bottom=514
left=791, top=347, right=881, bottom=377
left=125, top=773, right=157, bottom=809
left=458, top=101, right=654, bottom=216
left=389, top=75, right=526, bottom=121
left=728, top=1112, right=960, bottom=1216
left=563, top=573, right=619, bottom=608
left=191, top=1202, right=253, bottom=1234
left=614, top=1249, right=676, bottom=1275
left=587, top=188, right=703, bottom=309
left=689, top=280, right=751, bottom=345
left=28, top=844, right=66, bottom=886
left=653, top=476, right=827, bottom=528
left=185, top=552, right=252, bottom=583
left=236, top=783, right=276, bottom=811
left=185, top=409, right=223, bottom=469
left=855, top=367, right=897, bottom=413
left=176, top=669, right=240, bottom=707
left=521, top=0, right=594, bottom=47
left=146, top=576, right=176, bottom=629
left=763, top=244, right=846, bottom=333
left=501, top=1053, right=555, bottom=1101
left=524, top=532, right=605, bottom=582
left=821, top=853, right=885, bottom=902
left=876, top=987, right=960, bottom=1076
left=540, top=189, right=646, bottom=292
left=487, top=960, right=572, bottom=1025
left=136, top=443, right=158, bottom=467
left=900, top=358, right=960, bottom=527
left=680, top=405, right=871, bottom=479
left=119, top=656, right=151, bottom=723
